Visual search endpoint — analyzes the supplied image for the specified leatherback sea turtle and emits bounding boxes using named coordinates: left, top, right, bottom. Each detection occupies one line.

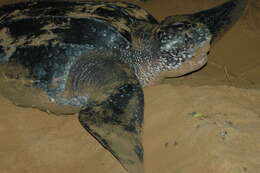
left=0, top=0, right=246, bottom=172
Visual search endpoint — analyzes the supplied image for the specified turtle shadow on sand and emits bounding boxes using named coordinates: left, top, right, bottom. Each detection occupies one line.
left=0, top=0, right=247, bottom=173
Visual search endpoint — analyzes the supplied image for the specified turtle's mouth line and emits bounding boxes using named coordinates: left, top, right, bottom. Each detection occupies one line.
left=161, top=54, right=208, bottom=78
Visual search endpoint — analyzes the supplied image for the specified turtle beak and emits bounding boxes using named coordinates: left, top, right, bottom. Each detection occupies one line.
left=192, top=0, right=247, bottom=43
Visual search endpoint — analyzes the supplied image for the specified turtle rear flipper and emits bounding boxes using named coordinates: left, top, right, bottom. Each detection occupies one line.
left=67, top=51, right=144, bottom=173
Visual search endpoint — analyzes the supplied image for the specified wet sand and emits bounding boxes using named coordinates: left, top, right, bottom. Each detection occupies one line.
left=1, top=85, right=260, bottom=173
left=1, top=0, right=260, bottom=173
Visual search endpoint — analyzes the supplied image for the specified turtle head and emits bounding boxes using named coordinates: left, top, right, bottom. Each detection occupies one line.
left=157, top=15, right=212, bottom=77
left=156, top=0, right=247, bottom=77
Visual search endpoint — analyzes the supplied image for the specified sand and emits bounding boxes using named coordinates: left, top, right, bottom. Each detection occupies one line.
left=0, top=0, right=260, bottom=173
left=1, top=85, right=260, bottom=173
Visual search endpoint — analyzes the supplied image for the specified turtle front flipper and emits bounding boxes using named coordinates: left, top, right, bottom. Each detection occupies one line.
left=67, top=51, right=144, bottom=173
left=192, top=0, right=247, bottom=43
left=160, top=0, right=247, bottom=44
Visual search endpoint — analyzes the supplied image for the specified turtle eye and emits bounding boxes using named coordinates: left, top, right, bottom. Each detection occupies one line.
left=171, top=22, right=185, bottom=27
left=171, top=21, right=192, bottom=30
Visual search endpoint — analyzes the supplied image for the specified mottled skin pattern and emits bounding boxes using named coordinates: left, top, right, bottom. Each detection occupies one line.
left=0, top=0, right=246, bottom=173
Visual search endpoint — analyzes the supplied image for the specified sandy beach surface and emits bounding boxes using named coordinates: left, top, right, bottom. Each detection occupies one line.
left=0, top=0, right=260, bottom=173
